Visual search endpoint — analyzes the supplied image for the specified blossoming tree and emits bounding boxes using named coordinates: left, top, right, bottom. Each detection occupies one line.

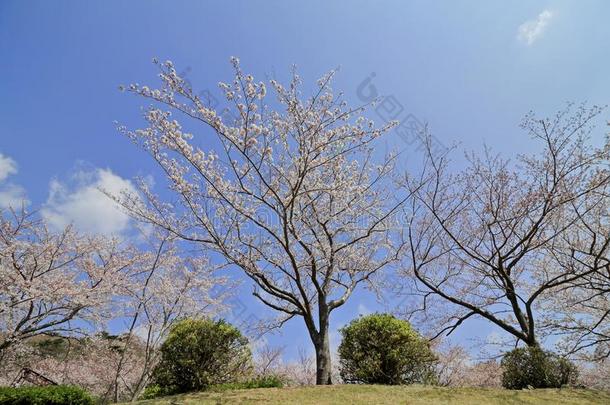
left=0, top=208, right=133, bottom=362
left=400, top=105, right=610, bottom=351
left=541, top=189, right=610, bottom=360
left=107, top=228, right=224, bottom=401
left=0, top=208, right=222, bottom=399
left=117, top=58, right=406, bottom=384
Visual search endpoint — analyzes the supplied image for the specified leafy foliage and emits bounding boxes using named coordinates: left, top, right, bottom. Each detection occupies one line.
left=501, top=346, right=578, bottom=389
left=149, top=318, right=252, bottom=395
left=139, top=384, right=164, bottom=400
left=0, top=385, right=93, bottom=405
left=338, top=314, right=437, bottom=384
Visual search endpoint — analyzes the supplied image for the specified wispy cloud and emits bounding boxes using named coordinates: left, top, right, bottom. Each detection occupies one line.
left=0, top=153, right=17, bottom=182
left=0, top=183, right=28, bottom=210
left=0, top=152, right=29, bottom=209
left=41, top=166, right=136, bottom=236
left=517, top=9, right=554, bottom=46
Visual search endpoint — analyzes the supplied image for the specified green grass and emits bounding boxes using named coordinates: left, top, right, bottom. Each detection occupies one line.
left=132, top=384, right=610, bottom=404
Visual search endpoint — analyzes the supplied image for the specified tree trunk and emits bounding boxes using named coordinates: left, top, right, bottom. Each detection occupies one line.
left=314, top=330, right=332, bottom=385
left=311, top=301, right=332, bottom=385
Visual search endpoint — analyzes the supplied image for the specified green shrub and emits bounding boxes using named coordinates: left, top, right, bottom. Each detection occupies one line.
left=501, top=346, right=578, bottom=389
left=338, top=313, right=437, bottom=385
left=0, top=385, right=93, bottom=405
left=139, top=384, right=165, bottom=400
left=150, top=318, right=252, bottom=395
left=240, top=374, right=284, bottom=389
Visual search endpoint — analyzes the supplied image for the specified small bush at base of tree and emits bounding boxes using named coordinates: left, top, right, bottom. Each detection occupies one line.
left=139, top=384, right=165, bottom=400
left=210, top=375, right=285, bottom=392
left=338, top=313, right=437, bottom=385
left=149, top=318, right=252, bottom=396
left=0, top=385, right=93, bottom=405
left=501, top=346, right=578, bottom=389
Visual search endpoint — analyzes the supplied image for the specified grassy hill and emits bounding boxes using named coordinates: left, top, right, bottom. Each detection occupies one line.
left=134, top=385, right=610, bottom=404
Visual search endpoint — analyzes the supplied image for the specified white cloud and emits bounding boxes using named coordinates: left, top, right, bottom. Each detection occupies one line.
left=41, top=167, right=136, bottom=236
left=517, top=10, right=554, bottom=45
left=0, top=153, right=18, bottom=182
left=0, top=152, right=29, bottom=209
left=0, top=183, right=28, bottom=210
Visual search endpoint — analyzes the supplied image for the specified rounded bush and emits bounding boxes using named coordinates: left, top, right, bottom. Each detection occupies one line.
left=338, top=313, right=437, bottom=384
left=150, top=318, right=252, bottom=395
left=501, top=346, right=578, bottom=389
left=0, top=385, right=93, bottom=405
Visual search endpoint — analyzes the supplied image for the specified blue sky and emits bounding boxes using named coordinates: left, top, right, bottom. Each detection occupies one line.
left=1, top=1, right=609, bottom=359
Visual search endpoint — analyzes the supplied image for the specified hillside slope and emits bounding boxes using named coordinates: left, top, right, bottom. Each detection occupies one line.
left=134, top=385, right=610, bottom=404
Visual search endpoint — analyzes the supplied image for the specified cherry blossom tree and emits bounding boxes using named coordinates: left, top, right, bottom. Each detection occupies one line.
left=547, top=279, right=609, bottom=361
left=540, top=188, right=610, bottom=360
left=0, top=208, right=133, bottom=362
left=106, top=228, right=225, bottom=401
left=252, top=343, right=320, bottom=386
left=116, top=58, right=407, bottom=384
left=254, top=342, right=286, bottom=377
left=0, top=207, right=222, bottom=400
left=26, top=335, right=141, bottom=399
left=433, top=341, right=502, bottom=388
left=400, top=105, right=610, bottom=350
